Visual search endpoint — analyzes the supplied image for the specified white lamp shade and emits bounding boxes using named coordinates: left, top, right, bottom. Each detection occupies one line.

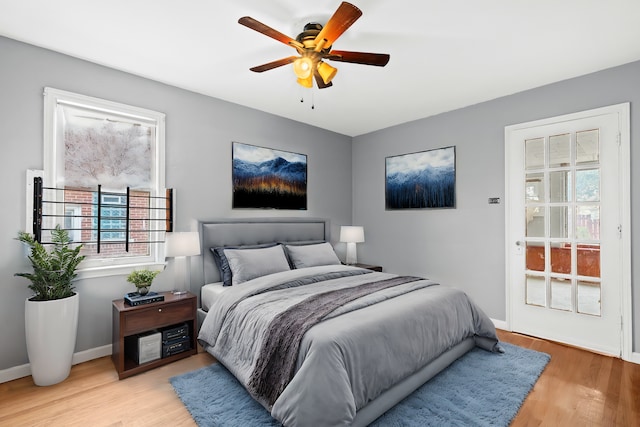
left=340, top=226, right=365, bottom=243
left=165, top=232, right=201, bottom=258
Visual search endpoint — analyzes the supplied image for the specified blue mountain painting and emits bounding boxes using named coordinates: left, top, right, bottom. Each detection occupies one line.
left=385, top=146, right=456, bottom=209
left=232, top=143, right=307, bottom=210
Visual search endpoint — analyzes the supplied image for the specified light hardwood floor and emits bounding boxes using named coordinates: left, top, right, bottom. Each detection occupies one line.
left=0, top=330, right=638, bottom=426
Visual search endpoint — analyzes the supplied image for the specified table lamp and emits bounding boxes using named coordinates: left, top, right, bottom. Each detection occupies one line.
left=165, top=231, right=201, bottom=295
left=340, top=226, right=365, bottom=265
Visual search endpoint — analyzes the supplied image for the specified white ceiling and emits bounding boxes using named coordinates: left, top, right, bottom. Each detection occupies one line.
left=2, top=0, right=640, bottom=136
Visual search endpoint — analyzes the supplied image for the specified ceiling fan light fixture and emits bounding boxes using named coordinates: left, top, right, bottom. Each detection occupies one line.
left=293, top=57, right=314, bottom=79
left=240, top=2, right=389, bottom=90
left=297, top=75, right=314, bottom=88
left=317, top=61, right=338, bottom=84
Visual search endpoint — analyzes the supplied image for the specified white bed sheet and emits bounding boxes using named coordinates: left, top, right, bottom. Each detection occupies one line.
left=200, top=282, right=227, bottom=312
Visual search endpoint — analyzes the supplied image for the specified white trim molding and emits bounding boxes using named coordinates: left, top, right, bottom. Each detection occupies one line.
left=0, top=344, right=112, bottom=384
left=491, top=318, right=509, bottom=331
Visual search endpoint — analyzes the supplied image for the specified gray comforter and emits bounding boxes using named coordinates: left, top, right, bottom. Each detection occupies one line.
left=198, top=265, right=499, bottom=427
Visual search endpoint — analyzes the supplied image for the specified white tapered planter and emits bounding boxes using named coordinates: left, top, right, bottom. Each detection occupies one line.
left=25, top=293, right=79, bottom=386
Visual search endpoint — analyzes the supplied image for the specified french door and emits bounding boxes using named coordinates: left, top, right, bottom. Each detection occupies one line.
left=505, top=104, right=630, bottom=357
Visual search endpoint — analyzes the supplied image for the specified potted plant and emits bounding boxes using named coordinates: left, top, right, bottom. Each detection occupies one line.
left=15, top=225, right=85, bottom=386
left=127, top=269, right=161, bottom=295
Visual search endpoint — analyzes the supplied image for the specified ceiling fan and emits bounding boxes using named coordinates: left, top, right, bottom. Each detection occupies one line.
left=238, top=1, right=390, bottom=89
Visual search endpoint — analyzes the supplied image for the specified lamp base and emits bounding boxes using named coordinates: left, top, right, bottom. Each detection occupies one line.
left=345, top=242, right=358, bottom=265
left=172, top=256, right=190, bottom=296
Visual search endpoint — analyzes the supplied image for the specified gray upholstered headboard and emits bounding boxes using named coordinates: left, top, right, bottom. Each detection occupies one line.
left=199, top=218, right=330, bottom=285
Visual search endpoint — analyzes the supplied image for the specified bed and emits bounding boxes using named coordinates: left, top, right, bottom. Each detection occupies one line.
left=195, top=218, right=500, bottom=427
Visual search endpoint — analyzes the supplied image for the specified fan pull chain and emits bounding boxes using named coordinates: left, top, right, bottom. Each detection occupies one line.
left=298, top=89, right=316, bottom=110
left=300, top=85, right=305, bottom=103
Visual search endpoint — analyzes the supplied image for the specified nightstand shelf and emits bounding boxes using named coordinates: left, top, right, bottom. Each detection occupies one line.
left=112, top=291, right=197, bottom=379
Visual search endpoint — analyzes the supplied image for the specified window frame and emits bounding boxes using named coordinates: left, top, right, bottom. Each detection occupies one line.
left=43, top=87, right=166, bottom=278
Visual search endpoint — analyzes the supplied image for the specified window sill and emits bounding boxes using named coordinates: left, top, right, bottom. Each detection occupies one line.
left=75, top=262, right=167, bottom=281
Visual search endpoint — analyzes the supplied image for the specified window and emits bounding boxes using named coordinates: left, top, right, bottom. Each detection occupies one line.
left=64, top=205, right=82, bottom=243
left=43, top=88, right=166, bottom=276
left=93, top=193, right=127, bottom=241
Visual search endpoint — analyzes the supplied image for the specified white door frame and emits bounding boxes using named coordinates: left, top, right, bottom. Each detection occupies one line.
left=504, top=103, right=632, bottom=361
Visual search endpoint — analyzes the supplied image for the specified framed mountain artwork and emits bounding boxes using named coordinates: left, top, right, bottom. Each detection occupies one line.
left=385, top=146, right=456, bottom=209
left=232, top=142, right=307, bottom=210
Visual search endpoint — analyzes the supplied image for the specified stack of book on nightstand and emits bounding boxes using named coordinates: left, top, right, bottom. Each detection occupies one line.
left=124, top=291, right=164, bottom=306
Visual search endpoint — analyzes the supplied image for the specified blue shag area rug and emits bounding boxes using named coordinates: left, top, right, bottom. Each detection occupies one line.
left=170, top=342, right=550, bottom=427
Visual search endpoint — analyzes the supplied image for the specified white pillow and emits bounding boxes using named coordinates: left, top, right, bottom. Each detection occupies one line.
left=285, top=242, right=341, bottom=269
left=224, top=245, right=291, bottom=285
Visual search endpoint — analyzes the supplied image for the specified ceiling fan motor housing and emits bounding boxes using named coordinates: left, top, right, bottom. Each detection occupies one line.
left=297, top=23, right=330, bottom=51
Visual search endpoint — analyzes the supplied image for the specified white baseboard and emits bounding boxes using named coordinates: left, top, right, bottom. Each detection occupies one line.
left=490, top=318, right=640, bottom=365
left=0, top=364, right=31, bottom=384
left=72, top=344, right=112, bottom=365
left=491, top=318, right=508, bottom=331
left=0, top=344, right=112, bottom=384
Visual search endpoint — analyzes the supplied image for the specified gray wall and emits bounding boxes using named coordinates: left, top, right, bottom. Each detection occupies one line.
left=1, top=33, right=638, bottom=375
left=352, top=60, right=640, bottom=352
left=0, top=36, right=352, bottom=371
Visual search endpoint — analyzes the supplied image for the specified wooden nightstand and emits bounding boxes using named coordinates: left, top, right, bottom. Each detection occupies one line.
left=112, top=291, right=198, bottom=379
left=353, top=263, right=383, bottom=272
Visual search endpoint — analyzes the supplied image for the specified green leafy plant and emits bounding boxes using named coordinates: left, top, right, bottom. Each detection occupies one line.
left=126, top=269, right=161, bottom=288
left=15, top=225, right=85, bottom=301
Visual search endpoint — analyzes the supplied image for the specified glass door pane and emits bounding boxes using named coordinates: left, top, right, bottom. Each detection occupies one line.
left=576, top=206, right=600, bottom=240
left=526, top=242, right=545, bottom=272
left=577, top=244, right=600, bottom=278
left=550, top=243, right=571, bottom=274
left=577, top=281, right=601, bottom=316
left=525, top=137, right=545, bottom=169
left=526, top=275, right=546, bottom=306
left=576, top=129, right=599, bottom=164
left=550, top=277, right=572, bottom=311
left=549, top=133, right=570, bottom=167
left=549, top=171, right=571, bottom=202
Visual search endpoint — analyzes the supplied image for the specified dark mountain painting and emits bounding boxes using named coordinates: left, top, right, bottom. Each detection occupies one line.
left=386, top=146, right=456, bottom=209
left=232, top=142, right=307, bottom=210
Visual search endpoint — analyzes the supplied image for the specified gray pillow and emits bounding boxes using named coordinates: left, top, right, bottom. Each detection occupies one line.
left=284, top=242, right=341, bottom=269
left=279, top=240, right=326, bottom=268
left=224, top=245, right=291, bottom=285
left=211, top=243, right=279, bottom=286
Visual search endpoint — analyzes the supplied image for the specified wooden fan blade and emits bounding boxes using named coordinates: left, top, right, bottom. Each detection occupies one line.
left=313, top=2, right=362, bottom=48
left=250, top=56, right=298, bottom=73
left=314, top=72, right=333, bottom=89
left=239, top=17, right=303, bottom=49
left=326, top=50, right=390, bottom=67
